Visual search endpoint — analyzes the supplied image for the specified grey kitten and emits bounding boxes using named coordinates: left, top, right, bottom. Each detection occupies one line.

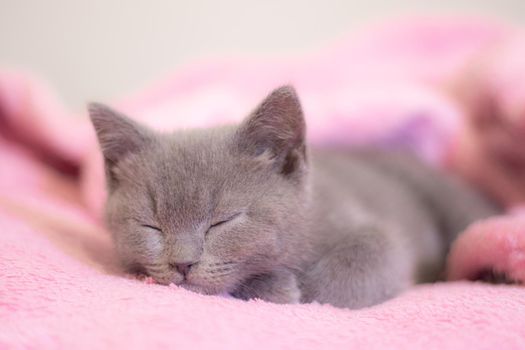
left=89, top=86, right=499, bottom=309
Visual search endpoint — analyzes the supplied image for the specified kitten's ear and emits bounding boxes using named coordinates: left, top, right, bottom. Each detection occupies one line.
left=88, top=103, right=153, bottom=186
left=235, top=86, right=307, bottom=176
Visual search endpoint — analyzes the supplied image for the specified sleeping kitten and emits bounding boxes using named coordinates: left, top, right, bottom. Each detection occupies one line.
left=89, top=86, right=499, bottom=309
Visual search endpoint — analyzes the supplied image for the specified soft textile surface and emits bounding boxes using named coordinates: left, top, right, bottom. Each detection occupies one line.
left=1, top=17, right=525, bottom=349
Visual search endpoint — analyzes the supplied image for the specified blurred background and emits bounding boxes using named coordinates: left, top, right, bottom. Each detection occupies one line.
left=1, top=0, right=524, bottom=109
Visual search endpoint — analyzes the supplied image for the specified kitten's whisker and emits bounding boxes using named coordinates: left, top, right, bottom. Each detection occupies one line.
left=208, top=272, right=232, bottom=279
left=205, top=267, right=233, bottom=274
left=208, top=261, right=237, bottom=267
left=237, top=280, right=261, bottom=299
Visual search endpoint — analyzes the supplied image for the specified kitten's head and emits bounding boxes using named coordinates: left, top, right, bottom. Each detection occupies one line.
left=89, top=86, right=309, bottom=294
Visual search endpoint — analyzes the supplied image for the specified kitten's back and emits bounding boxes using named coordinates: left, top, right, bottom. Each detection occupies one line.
left=307, top=148, right=500, bottom=282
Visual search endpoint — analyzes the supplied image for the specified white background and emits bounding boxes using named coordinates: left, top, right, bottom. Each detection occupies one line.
left=1, top=0, right=523, bottom=109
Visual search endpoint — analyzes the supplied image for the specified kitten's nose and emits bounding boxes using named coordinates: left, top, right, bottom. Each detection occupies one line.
left=173, top=262, right=194, bottom=277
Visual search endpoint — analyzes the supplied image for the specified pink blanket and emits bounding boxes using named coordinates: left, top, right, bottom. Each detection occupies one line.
left=1, top=17, right=525, bottom=349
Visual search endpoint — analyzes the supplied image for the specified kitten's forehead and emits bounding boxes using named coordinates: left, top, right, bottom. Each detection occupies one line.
left=134, top=127, right=260, bottom=226
left=158, top=127, right=237, bottom=179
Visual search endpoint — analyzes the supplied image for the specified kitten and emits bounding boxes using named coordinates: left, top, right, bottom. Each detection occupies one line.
left=89, top=86, right=499, bottom=309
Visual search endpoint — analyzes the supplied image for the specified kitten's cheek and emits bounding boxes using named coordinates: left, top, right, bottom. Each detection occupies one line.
left=143, top=233, right=164, bottom=255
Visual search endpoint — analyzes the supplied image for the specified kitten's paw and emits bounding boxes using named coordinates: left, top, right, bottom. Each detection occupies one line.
left=301, top=225, right=411, bottom=309
left=232, top=269, right=301, bottom=304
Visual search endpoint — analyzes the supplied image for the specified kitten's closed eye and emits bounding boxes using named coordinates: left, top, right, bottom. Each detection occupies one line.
left=141, top=224, right=163, bottom=233
left=207, top=213, right=243, bottom=234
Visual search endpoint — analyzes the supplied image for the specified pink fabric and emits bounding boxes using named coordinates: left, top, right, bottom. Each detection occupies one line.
left=1, top=17, right=525, bottom=349
left=448, top=214, right=525, bottom=282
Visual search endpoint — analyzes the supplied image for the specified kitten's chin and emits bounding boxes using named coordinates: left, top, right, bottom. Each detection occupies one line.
left=178, top=282, right=224, bottom=296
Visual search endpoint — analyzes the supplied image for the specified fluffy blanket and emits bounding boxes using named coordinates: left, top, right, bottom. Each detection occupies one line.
left=1, top=17, right=525, bottom=349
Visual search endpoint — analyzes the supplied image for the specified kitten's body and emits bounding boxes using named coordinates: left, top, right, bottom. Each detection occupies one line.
left=89, top=86, right=498, bottom=309
left=233, top=149, right=497, bottom=308
left=301, top=150, right=496, bottom=307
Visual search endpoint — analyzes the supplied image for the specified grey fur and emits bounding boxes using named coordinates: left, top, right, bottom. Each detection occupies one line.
left=89, top=86, right=499, bottom=309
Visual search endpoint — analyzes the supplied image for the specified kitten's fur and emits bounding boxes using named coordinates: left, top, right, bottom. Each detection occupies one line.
left=89, top=86, right=499, bottom=309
